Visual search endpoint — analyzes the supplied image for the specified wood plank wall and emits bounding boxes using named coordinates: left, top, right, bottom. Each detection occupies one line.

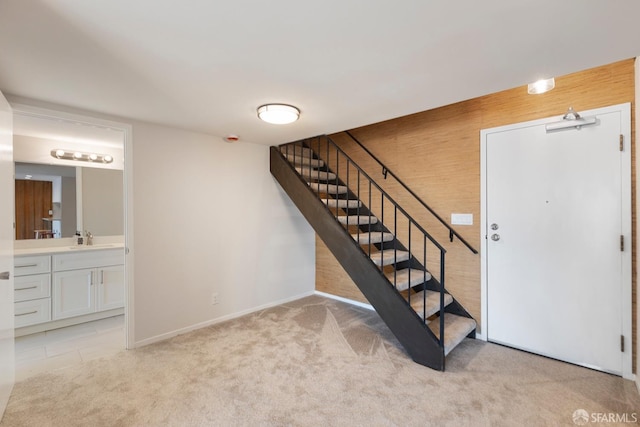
left=315, top=58, right=636, bottom=369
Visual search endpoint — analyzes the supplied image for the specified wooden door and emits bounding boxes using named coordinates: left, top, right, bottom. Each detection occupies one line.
left=15, top=180, right=52, bottom=240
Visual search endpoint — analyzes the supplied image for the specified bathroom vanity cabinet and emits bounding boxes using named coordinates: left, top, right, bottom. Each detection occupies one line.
left=13, top=247, right=124, bottom=333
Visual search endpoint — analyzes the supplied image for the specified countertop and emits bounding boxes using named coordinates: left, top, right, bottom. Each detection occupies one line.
left=14, top=243, right=125, bottom=257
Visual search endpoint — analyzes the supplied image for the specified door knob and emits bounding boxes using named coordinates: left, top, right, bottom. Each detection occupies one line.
left=491, top=234, right=500, bottom=241
left=0, top=271, right=9, bottom=280
left=490, top=223, right=499, bottom=230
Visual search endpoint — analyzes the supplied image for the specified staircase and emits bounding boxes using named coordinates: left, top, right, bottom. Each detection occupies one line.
left=270, top=136, right=476, bottom=371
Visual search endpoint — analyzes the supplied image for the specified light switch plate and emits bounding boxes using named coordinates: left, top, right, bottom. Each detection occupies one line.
left=451, top=213, right=473, bottom=225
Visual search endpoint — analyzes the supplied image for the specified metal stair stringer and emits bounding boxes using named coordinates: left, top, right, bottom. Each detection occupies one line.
left=270, top=146, right=446, bottom=370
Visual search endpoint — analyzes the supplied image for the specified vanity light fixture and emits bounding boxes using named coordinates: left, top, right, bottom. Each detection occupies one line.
left=257, top=104, right=300, bottom=124
left=51, top=149, right=114, bottom=164
left=527, top=77, right=555, bottom=95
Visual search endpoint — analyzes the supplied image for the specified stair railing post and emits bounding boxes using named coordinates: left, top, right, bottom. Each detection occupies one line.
left=335, top=141, right=340, bottom=212
left=407, top=221, right=412, bottom=301
left=423, top=235, right=428, bottom=322
left=440, top=250, right=446, bottom=350
left=326, top=136, right=330, bottom=206
left=368, top=180, right=373, bottom=258
left=357, top=169, right=361, bottom=243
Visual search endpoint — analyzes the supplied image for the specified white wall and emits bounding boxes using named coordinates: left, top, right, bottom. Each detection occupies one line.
left=130, top=121, right=315, bottom=345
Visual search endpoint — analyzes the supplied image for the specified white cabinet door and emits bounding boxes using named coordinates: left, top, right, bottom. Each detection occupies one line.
left=97, top=265, right=124, bottom=311
left=53, top=269, right=95, bottom=320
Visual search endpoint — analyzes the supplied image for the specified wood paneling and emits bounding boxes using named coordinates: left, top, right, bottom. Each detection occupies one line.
left=15, top=180, right=53, bottom=240
left=315, top=58, right=636, bottom=369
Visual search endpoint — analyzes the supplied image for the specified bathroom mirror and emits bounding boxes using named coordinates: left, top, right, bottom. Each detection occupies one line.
left=12, top=108, right=125, bottom=240
left=14, top=162, right=123, bottom=240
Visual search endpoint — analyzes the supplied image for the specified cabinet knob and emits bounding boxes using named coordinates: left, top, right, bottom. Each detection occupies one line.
left=0, top=271, right=9, bottom=280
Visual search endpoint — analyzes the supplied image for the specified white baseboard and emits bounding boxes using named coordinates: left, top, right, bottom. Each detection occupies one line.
left=15, top=308, right=124, bottom=337
left=133, top=290, right=315, bottom=348
left=314, top=291, right=374, bottom=310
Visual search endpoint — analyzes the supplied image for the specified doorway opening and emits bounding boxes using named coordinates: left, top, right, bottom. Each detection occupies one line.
left=10, top=102, right=134, bottom=374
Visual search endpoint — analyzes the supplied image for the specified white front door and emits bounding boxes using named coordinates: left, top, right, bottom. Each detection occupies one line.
left=482, top=103, right=631, bottom=376
left=0, top=90, right=15, bottom=418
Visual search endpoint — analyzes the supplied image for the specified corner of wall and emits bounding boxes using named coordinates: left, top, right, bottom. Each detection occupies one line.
left=635, top=56, right=640, bottom=390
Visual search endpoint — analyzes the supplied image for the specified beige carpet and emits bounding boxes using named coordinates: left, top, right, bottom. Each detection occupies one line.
left=2, top=295, right=638, bottom=426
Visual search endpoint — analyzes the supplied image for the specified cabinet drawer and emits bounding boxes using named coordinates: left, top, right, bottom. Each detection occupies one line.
left=14, top=255, right=51, bottom=276
left=15, top=298, right=51, bottom=328
left=53, top=249, right=124, bottom=271
left=14, top=274, right=51, bottom=302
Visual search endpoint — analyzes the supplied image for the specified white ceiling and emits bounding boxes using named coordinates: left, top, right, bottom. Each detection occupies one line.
left=1, top=0, right=639, bottom=146
left=13, top=112, right=124, bottom=148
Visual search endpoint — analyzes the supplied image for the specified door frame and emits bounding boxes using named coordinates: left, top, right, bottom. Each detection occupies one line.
left=9, top=102, right=135, bottom=350
left=480, top=103, right=632, bottom=379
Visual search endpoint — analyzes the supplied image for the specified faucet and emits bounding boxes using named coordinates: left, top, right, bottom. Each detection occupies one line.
left=85, top=230, right=93, bottom=246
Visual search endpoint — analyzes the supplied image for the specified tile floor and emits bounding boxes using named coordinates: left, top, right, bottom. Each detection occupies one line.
left=14, top=315, right=125, bottom=382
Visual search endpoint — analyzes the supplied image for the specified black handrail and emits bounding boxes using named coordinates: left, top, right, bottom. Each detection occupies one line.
left=344, top=130, right=478, bottom=254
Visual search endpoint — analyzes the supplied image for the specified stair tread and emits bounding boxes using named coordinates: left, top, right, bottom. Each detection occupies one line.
left=352, top=232, right=394, bottom=245
left=296, top=167, right=337, bottom=181
left=369, top=250, right=410, bottom=266
left=286, top=155, right=324, bottom=167
left=337, top=215, right=378, bottom=225
left=323, top=199, right=362, bottom=209
left=386, top=268, right=432, bottom=292
left=310, top=183, right=349, bottom=194
left=281, top=145, right=314, bottom=158
left=428, top=313, right=476, bottom=356
left=409, top=289, right=452, bottom=318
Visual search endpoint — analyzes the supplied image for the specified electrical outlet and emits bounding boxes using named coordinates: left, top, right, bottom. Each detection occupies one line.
left=211, top=293, right=219, bottom=305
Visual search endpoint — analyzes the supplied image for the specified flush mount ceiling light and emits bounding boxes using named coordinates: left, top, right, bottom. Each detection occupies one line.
left=51, top=149, right=114, bottom=164
left=257, top=104, right=300, bottom=125
left=527, top=77, right=555, bottom=95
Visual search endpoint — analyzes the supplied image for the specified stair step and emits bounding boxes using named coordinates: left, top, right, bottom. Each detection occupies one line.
left=286, top=155, right=324, bottom=168
left=428, top=313, right=476, bottom=356
left=410, top=289, right=452, bottom=318
left=310, top=183, right=349, bottom=194
left=337, top=215, right=378, bottom=225
left=280, top=145, right=314, bottom=158
left=296, top=167, right=337, bottom=181
left=369, top=250, right=410, bottom=267
left=352, top=232, right=394, bottom=245
left=386, top=269, right=432, bottom=292
left=322, top=199, right=362, bottom=209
